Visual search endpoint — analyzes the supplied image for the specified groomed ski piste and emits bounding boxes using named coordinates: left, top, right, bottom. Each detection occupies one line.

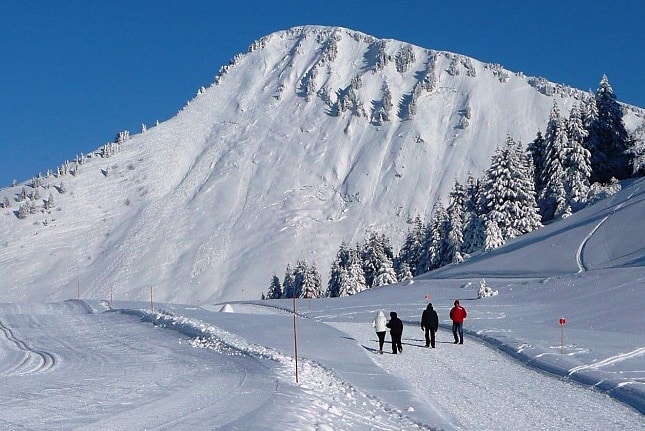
left=0, top=179, right=643, bottom=430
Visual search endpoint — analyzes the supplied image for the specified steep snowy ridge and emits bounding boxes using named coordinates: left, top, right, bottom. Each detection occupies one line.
left=0, top=25, right=643, bottom=303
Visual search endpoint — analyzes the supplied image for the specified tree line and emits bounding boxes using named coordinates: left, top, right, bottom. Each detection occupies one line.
left=265, top=75, right=641, bottom=300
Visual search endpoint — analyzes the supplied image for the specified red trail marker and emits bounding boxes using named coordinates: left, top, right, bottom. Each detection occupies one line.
left=559, top=317, right=566, bottom=355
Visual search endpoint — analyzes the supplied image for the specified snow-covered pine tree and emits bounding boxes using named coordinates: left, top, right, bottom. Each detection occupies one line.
left=417, top=222, right=432, bottom=274
left=292, top=260, right=309, bottom=299
left=420, top=54, right=438, bottom=93
left=327, top=260, right=341, bottom=297
left=483, top=136, right=541, bottom=243
left=508, top=138, right=542, bottom=235
left=580, top=92, right=598, bottom=131
left=527, top=131, right=547, bottom=197
left=447, top=55, right=460, bottom=76
left=395, top=45, right=415, bottom=73
left=301, top=263, right=323, bottom=298
left=462, top=175, right=486, bottom=254
left=397, top=262, right=413, bottom=283
left=282, top=263, right=295, bottom=298
left=381, top=233, right=394, bottom=262
left=115, top=130, right=129, bottom=144
left=327, top=241, right=352, bottom=297
left=588, top=75, right=633, bottom=183
left=631, top=120, right=645, bottom=176
left=566, top=104, right=592, bottom=210
left=361, top=232, right=393, bottom=288
left=446, top=180, right=467, bottom=264
left=372, top=258, right=398, bottom=287
left=374, top=40, right=389, bottom=72
left=539, top=105, right=570, bottom=221
left=18, top=187, right=27, bottom=202
left=396, top=215, right=425, bottom=276
left=44, top=193, right=55, bottom=210
left=17, top=202, right=30, bottom=219
left=406, top=84, right=422, bottom=119
left=372, top=82, right=392, bottom=124
left=462, top=210, right=485, bottom=255
left=419, top=201, right=449, bottom=272
left=336, top=248, right=367, bottom=297
left=267, top=274, right=283, bottom=299
left=484, top=217, right=504, bottom=251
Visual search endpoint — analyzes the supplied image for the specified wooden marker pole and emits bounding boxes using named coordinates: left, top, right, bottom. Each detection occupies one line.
left=293, top=296, right=299, bottom=384
left=150, top=286, right=154, bottom=313
left=559, top=317, right=567, bottom=356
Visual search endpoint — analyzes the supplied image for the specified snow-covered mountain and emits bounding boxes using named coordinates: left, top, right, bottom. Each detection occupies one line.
left=1, top=25, right=643, bottom=303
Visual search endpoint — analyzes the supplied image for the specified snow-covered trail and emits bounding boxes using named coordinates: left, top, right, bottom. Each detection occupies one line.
left=331, top=322, right=644, bottom=431
left=0, top=302, right=286, bottom=430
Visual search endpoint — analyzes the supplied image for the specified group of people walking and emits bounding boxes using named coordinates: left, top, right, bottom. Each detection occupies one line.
left=372, top=300, right=468, bottom=354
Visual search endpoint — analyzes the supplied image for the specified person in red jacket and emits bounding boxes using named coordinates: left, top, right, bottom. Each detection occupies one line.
left=449, top=300, right=467, bottom=344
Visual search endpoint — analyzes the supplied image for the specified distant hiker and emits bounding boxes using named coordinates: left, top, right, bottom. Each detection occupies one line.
left=421, top=303, right=439, bottom=348
left=372, top=310, right=387, bottom=354
left=450, top=300, right=467, bottom=344
left=386, top=311, right=404, bottom=354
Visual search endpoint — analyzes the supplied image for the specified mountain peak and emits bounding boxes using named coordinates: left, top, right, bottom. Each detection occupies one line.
left=1, top=27, right=643, bottom=303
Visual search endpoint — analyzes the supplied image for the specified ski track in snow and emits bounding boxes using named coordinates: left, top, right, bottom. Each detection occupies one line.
left=576, top=185, right=640, bottom=273
left=0, top=319, right=57, bottom=376
left=568, top=347, right=645, bottom=375
left=576, top=213, right=610, bottom=273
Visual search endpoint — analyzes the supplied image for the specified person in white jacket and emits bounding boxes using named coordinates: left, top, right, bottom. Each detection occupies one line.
left=372, top=310, right=388, bottom=354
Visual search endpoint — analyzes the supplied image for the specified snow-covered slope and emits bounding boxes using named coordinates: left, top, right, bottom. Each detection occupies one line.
left=1, top=25, right=643, bottom=303
left=1, top=177, right=643, bottom=428
left=428, top=178, right=645, bottom=279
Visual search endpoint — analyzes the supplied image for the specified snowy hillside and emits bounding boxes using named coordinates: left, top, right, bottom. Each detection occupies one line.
left=0, top=25, right=643, bottom=303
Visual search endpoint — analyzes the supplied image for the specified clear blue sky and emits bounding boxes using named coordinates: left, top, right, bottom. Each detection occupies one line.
left=1, top=1, right=643, bottom=186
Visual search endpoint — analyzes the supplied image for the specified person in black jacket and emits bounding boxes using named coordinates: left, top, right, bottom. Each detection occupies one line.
left=421, top=303, right=439, bottom=348
left=386, top=311, right=404, bottom=354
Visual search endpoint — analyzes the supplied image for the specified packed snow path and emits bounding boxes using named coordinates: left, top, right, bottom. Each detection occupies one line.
left=331, top=322, right=642, bottom=431
left=163, top=302, right=645, bottom=430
